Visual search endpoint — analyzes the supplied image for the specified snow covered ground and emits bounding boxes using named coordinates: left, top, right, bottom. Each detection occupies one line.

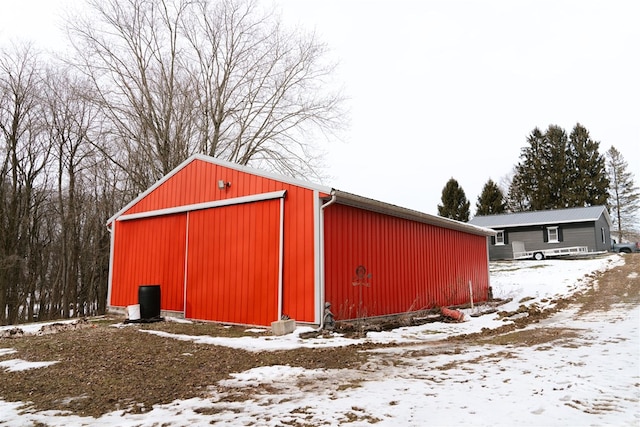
left=0, top=254, right=638, bottom=426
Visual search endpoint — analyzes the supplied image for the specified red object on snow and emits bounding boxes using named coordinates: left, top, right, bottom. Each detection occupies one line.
left=441, top=307, right=464, bottom=322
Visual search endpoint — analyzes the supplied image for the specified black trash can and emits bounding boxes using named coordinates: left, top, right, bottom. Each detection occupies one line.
left=138, top=285, right=161, bottom=319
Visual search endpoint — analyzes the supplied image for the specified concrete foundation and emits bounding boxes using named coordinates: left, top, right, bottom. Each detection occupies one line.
left=271, top=319, right=296, bottom=336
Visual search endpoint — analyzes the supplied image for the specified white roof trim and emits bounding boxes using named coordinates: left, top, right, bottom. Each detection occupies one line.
left=117, top=190, right=287, bottom=222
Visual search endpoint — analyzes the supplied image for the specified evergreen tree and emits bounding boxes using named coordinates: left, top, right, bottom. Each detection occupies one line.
left=541, top=125, right=570, bottom=209
left=476, top=179, right=506, bottom=216
left=510, top=126, right=568, bottom=210
left=508, top=124, right=608, bottom=211
left=607, top=146, right=640, bottom=241
left=506, top=167, right=529, bottom=212
left=567, top=123, right=609, bottom=207
left=437, top=178, right=470, bottom=222
left=510, top=127, right=545, bottom=210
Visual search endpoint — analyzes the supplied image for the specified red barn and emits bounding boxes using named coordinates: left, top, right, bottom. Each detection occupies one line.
left=107, top=154, right=494, bottom=326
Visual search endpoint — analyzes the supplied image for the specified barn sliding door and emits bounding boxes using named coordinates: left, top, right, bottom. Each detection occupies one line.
left=185, top=199, right=281, bottom=325
left=110, top=213, right=187, bottom=312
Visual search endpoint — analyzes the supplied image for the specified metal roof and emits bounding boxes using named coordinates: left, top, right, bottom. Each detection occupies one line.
left=468, top=205, right=611, bottom=229
left=331, top=190, right=496, bottom=237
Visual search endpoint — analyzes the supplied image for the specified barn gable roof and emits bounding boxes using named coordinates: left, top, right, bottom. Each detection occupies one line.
left=107, top=154, right=332, bottom=224
left=468, top=205, right=611, bottom=229
left=108, top=154, right=495, bottom=237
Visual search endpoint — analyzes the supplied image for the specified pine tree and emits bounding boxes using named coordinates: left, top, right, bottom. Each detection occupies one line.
left=508, top=123, right=608, bottom=211
left=510, top=127, right=544, bottom=210
left=607, top=146, right=640, bottom=241
left=509, top=126, right=569, bottom=210
left=475, top=179, right=506, bottom=216
left=566, top=123, right=609, bottom=207
left=437, top=178, right=470, bottom=222
left=506, top=167, right=529, bottom=212
left=542, top=125, right=570, bottom=209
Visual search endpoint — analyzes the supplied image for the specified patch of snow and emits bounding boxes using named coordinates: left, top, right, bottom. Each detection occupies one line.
left=0, top=359, right=58, bottom=372
left=244, top=327, right=268, bottom=333
left=141, top=327, right=365, bottom=351
left=0, top=348, right=17, bottom=356
left=0, top=318, right=82, bottom=336
left=164, top=316, right=192, bottom=324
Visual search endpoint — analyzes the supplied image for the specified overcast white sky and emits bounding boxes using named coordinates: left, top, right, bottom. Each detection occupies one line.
left=1, top=0, right=638, bottom=216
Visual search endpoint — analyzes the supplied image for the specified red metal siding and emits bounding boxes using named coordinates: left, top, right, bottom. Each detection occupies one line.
left=124, top=159, right=303, bottom=215
left=323, top=203, right=489, bottom=320
left=110, top=158, right=317, bottom=324
left=185, top=201, right=280, bottom=325
left=281, top=188, right=316, bottom=322
left=110, top=214, right=186, bottom=311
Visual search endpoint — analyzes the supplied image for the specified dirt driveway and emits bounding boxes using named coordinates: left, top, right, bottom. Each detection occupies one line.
left=0, top=255, right=638, bottom=418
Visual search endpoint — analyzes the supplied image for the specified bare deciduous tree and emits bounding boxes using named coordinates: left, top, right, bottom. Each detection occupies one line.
left=607, top=146, right=640, bottom=241
left=42, top=67, right=103, bottom=319
left=183, top=0, right=344, bottom=179
left=0, top=44, right=117, bottom=325
left=0, top=43, right=50, bottom=324
left=66, top=0, right=196, bottom=193
left=66, top=0, right=344, bottom=194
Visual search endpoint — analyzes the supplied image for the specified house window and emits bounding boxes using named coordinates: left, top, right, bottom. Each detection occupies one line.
left=601, top=227, right=606, bottom=244
left=547, top=226, right=559, bottom=243
left=495, top=230, right=505, bottom=245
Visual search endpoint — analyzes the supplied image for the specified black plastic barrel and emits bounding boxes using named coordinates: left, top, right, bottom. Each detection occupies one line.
left=138, top=285, right=161, bottom=319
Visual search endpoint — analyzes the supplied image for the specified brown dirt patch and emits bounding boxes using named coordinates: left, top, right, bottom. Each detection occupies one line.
left=0, top=324, right=373, bottom=417
left=0, top=254, right=638, bottom=417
